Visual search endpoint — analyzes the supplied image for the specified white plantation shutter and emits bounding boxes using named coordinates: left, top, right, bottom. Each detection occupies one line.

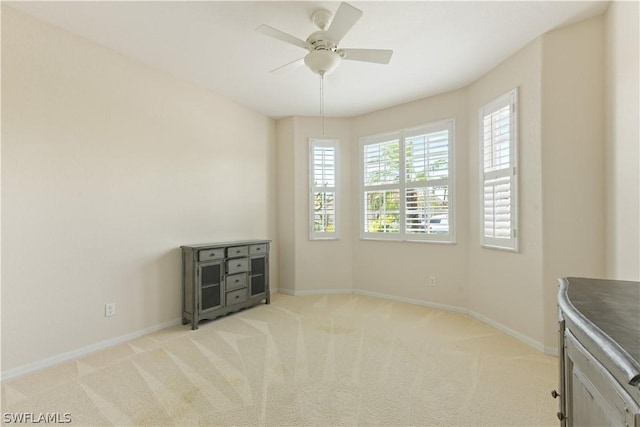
left=364, top=137, right=400, bottom=186
left=310, top=139, right=338, bottom=239
left=313, top=144, right=335, bottom=187
left=405, top=128, right=449, bottom=182
left=484, top=175, right=512, bottom=238
left=362, top=134, right=401, bottom=238
left=361, top=120, right=455, bottom=242
left=481, top=89, right=518, bottom=250
left=404, top=122, right=453, bottom=241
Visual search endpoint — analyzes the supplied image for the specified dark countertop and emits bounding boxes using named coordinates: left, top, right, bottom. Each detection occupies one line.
left=181, top=240, right=271, bottom=249
left=558, top=277, right=640, bottom=388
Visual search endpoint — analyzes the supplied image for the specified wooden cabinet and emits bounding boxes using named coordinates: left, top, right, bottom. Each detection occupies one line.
left=556, top=277, right=640, bottom=426
left=181, top=240, right=270, bottom=330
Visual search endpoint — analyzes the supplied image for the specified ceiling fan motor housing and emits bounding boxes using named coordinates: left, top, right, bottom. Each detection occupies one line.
left=306, top=31, right=337, bottom=51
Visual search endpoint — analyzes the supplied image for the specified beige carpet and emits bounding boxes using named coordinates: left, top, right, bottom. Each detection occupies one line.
left=1, top=293, right=559, bottom=426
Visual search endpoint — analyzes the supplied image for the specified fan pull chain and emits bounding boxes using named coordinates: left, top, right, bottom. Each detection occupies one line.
left=320, top=72, right=325, bottom=136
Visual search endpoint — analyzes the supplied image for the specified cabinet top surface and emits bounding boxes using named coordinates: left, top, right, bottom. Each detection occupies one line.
left=559, top=277, right=640, bottom=386
left=181, top=240, right=271, bottom=250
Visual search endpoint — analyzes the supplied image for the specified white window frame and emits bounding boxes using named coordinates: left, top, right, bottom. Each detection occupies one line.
left=360, top=119, right=455, bottom=243
left=480, top=89, right=518, bottom=251
left=309, top=138, right=339, bottom=240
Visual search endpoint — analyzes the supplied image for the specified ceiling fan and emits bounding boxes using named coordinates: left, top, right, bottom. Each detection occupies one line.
left=256, top=2, right=393, bottom=77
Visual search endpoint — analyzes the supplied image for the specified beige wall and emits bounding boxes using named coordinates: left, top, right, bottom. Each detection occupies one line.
left=1, top=7, right=277, bottom=375
left=541, top=16, right=606, bottom=351
left=276, top=116, right=354, bottom=294
left=605, top=1, right=640, bottom=281
left=351, top=90, right=470, bottom=310
left=276, top=89, right=471, bottom=310
left=466, top=39, right=545, bottom=348
left=275, top=117, right=296, bottom=293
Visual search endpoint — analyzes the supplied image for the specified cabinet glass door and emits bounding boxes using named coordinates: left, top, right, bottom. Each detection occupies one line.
left=250, top=256, right=267, bottom=296
left=200, top=262, right=222, bottom=311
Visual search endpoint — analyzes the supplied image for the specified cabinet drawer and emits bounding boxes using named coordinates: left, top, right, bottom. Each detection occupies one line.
left=227, top=258, right=248, bottom=274
left=226, top=288, right=247, bottom=305
left=227, top=246, right=249, bottom=257
left=249, top=243, right=268, bottom=255
left=226, top=273, right=247, bottom=291
left=198, top=248, right=224, bottom=261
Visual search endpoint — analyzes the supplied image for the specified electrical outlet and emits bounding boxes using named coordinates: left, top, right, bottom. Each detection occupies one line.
left=428, top=276, right=437, bottom=287
left=105, top=303, right=116, bottom=317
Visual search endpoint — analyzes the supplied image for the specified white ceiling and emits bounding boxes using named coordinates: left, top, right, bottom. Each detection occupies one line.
left=8, top=1, right=609, bottom=119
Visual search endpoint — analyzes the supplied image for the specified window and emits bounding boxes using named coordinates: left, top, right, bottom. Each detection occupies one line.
left=480, top=89, right=518, bottom=251
left=361, top=120, right=454, bottom=242
left=309, top=139, right=338, bottom=239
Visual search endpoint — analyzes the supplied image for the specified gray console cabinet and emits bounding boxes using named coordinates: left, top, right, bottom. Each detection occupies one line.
left=556, top=277, right=640, bottom=426
left=181, top=240, right=270, bottom=330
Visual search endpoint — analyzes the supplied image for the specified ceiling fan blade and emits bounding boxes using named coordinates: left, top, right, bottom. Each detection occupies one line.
left=339, top=49, right=393, bottom=64
left=325, top=2, right=363, bottom=44
left=269, top=57, right=305, bottom=74
left=256, top=24, right=310, bottom=50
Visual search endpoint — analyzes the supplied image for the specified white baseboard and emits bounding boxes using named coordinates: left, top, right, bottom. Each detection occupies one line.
left=353, top=289, right=468, bottom=314
left=544, top=345, right=560, bottom=357
left=1, top=317, right=182, bottom=381
left=278, top=288, right=352, bottom=296
left=467, top=309, right=549, bottom=354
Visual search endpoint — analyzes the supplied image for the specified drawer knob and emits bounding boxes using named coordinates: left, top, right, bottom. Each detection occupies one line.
left=556, top=412, right=565, bottom=421
left=236, top=264, right=242, bottom=268
left=551, top=390, right=559, bottom=399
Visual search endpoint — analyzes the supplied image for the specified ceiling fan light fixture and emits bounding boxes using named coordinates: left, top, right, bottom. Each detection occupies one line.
left=304, top=50, right=342, bottom=76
